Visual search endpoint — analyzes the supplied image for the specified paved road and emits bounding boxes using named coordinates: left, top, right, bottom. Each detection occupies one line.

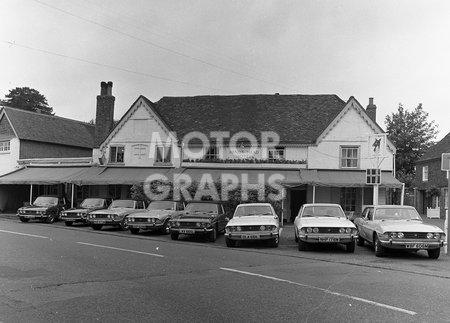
left=1, top=217, right=449, bottom=322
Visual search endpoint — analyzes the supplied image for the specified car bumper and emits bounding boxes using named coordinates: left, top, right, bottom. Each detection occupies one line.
left=170, top=227, right=213, bottom=235
left=379, top=239, right=446, bottom=250
left=128, top=223, right=164, bottom=230
left=89, top=219, right=123, bottom=226
left=17, top=214, right=47, bottom=219
left=61, top=217, right=86, bottom=222
left=225, top=231, right=278, bottom=241
left=299, top=234, right=358, bottom=244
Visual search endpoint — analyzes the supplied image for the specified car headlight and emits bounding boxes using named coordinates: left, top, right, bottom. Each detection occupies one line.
left=175, top=221, right=180, bottom=227
left=339, top=228, right=345, bottom=234
left=300, top=228, right=306, bottom=234
left=260, top=225, right=266, bottom=231
left=345, top=228, right=352, bottom=234
left=237, top=226, right=242, bottom=232
left=427, top=232, right=434, bottom=239
left=351, top=228, right=358, bottom=235
left=196, top=222, right=201, bottom=227
left=434, top=233, right=441, bottom=239
left=61, top=212, right=65, bottom=216
left=312, top=227, right=319, bottom=233
left=306, top=227, right=312, bottom=233
left=397, top=232, right=404, bottom=239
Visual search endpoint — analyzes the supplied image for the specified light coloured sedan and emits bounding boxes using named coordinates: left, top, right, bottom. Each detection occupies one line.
left=354, top=205, right=446, bottom=259
left=294, top=203, right=358, bottom=252
left=225, top=203, right=280, bottom=248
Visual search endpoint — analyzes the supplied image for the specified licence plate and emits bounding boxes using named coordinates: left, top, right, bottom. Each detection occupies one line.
left=242, top=235, right=259, bottom=239
left=180, top=229, right=195, bottom=234
left=23, top=215, right=35, bottom=218
left=319, top=237, right=340, bottom=242
left=95, top=220, right=106, bottom=224
left=406, top=243, right=429, bottom=249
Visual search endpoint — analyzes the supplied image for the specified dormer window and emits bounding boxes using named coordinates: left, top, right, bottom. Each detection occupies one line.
left=109, top=146, right=125, bottom=163
left=205, top=146, right=219, bottom=160
left=268, top=147, right=285, bottom=162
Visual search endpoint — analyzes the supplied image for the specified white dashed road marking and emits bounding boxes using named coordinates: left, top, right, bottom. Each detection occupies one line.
left=220, top=267, right=417, bottom=316
left=77, top=242, right=165, bottom=258
left=0, top=229, right=49, bottom=239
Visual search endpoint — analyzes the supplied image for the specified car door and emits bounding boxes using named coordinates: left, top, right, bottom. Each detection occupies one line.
left=217, top=204, right=227, bottom=231
left=361, top=207, right=375, bottom=243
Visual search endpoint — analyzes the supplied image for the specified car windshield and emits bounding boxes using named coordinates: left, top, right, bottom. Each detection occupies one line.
left=234, top=205, right=274, bottom=217
left=185, top=203, right=218, bottom=213
left=110, top=200, right=135, bottom=209
left=33, top=196, right=58, bottom=206
left=148, top=201, right=175, bottom=210
left=302, top=205, right=345, bottom=218
left=80, top=198, right=105, bottom=208
left=374, top=208, right=422, bottom=221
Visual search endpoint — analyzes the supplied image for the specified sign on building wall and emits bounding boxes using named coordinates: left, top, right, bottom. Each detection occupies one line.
left=368, top=134, right=387, bottom=158
left=441, top=153, right=450, bottom=171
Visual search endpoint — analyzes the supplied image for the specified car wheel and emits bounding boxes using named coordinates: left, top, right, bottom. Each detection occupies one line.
left=298, top=239, right=309, bottom=251
left=130, top=228, right=140, bottom=234
left=119, top=221, right=129, bottom=231
left=160, top=220, right=170, bottom=234
left=208, top=226, right=217, bottom=242
left=171, top=232, right=179, bottom=240
left=92, top=224, right=102, bottom=230
left=428, top=248, right=440, bottom=259
left=374, top=234, right=386, bottom=257
left=65, top=221, right=73, bottom=226
left=356, top=236, right=365, bottom=246
left=19, top=217, right=30, bottom=223
left=46, top=212, right=56, bottom=224
left=225, top=237, right=236, bottom=247
left=346, top=240, right=355, bottom=253
left=270, top=235, right=279, bottom=248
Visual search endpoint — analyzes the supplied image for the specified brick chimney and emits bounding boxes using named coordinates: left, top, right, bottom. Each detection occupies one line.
left=366, top=97, right=377, bottom=122
left=95, top=81, right=115, bottom=148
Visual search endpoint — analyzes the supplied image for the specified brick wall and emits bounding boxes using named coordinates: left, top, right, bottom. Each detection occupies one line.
left=19, top=140, right=92, bottom=159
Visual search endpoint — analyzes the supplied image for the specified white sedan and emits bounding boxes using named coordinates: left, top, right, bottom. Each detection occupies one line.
left=294, top=203, right=358, bottom=252
left=225, top=203, right=280, bottom=248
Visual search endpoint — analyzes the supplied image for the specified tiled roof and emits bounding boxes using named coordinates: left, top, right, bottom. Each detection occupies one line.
left=2, top=107, right=95, bottom=148
left=151, top=94, right=346, bottom=144
left=418, top=132, right=450, bottom=162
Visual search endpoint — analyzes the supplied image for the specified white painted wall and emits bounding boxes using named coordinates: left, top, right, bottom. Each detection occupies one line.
left=105, top=100, right=181, bottom=167
left=0, top=137, right=20, bottom=176
left=308, top=107, right=394, bottom=171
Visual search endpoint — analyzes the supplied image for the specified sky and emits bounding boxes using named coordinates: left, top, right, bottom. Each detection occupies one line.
left=1, top=0, right=449, bottom=140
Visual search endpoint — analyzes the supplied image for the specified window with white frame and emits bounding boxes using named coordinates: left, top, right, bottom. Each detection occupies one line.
left=268, top=147, right=285, bottom=162
left=205, top=146, right=219, bottom=160
left=155, top=145, right=172, bottom=163
left=340, top=146, right=359, bottom=168
left=422, top=165, right=429, bottom=182
left=0, top=140, right=10, bottom=152
left=109, top=146, right=125, bottom=163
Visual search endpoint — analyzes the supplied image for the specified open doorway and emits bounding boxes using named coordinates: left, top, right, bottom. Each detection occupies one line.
left=290, top=188, right=307, bottom=222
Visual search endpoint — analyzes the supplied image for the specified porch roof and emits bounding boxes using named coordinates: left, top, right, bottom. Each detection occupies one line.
left=297, top=169, right=403, bottom=188
left=0, top=166, right=90, bottom=185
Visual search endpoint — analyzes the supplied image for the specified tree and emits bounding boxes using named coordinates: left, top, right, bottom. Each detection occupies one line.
left=385, top=103, right=438, bottom=187
left=3, top=87, right=53, bottom=115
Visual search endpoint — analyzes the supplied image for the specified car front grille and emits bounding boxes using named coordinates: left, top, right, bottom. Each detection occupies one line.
left=134, top=218, right=148, bottom=223
left=317, top=228, right=341, bottom=234
left=92, top=214, right=108, bottom=219
left=240, top=226, right=265, bottom=231
left=402, top=232, right=429, bottom=239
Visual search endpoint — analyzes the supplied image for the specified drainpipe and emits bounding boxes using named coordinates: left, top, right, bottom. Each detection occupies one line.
left=29, top=184, right=33, bottom=204
left=71, top=184, right=75, bottom=208
left=312, top=185, right=316, bottom=203
left=400, top=183, right=405, bottom=205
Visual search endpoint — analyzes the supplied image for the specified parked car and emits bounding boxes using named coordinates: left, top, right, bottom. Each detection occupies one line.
left=60, top=197, right=112, bottom=226
left=169, top=201, right=229, bottom=242
left=88, top=199, right=146, bottom=231
left=225, top=203, right=280, bottom=248
left=126, top=200, right=184, bottom=234
left=16, top=195, right=69, bottom=223
left=294, top=203, right=358, bottom=252
left=354, top=205, right=446, bottom=259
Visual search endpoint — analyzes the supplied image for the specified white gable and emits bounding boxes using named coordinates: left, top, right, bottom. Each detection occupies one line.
left=309, top=98, right=395, bottom=170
